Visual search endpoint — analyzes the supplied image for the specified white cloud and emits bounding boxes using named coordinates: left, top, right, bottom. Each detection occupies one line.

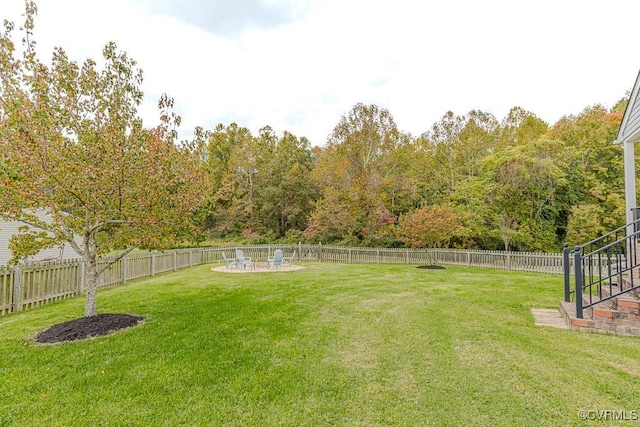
left=2, top=0, right=639, bottom=145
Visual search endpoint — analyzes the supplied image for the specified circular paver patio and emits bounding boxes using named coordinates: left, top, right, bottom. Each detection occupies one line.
left=211, top=263, right=306, bottom=273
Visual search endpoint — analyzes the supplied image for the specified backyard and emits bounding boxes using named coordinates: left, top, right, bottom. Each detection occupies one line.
left=1, top=263, right=639, bottom=426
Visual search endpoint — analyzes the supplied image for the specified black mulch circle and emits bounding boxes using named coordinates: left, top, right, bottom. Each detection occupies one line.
left=416, top=265, right=446, bottom=270
left=35, top=313, right=144, bottom=344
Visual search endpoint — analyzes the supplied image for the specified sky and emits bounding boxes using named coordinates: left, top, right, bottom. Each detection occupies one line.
left=2, top=0, right=640, bottom=145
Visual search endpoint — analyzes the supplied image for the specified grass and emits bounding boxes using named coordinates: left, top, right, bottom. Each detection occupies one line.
left=1, top=263, right=640, bottom=426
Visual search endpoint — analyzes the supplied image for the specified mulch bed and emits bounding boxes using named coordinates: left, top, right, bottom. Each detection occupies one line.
left=416, top=265, right=446, bottom=270
left=35, top=313, right=144, bottom=344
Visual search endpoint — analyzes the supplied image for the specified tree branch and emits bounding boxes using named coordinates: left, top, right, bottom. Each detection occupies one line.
left=96, top=246, right=136, bottom=276
left=2, top=212, right=55, bottom=233
left=88, top=219, right=132, bottom=235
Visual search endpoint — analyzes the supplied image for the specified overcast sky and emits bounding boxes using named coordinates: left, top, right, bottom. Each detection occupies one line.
left=3, top=0, right=640, bottom=145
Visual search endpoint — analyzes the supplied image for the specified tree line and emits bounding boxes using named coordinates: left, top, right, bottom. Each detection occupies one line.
left=199, top=101, right=628, bottom=252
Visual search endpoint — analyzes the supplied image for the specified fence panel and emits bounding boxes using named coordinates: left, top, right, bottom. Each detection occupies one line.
left=299, top=244, right=319, bottom=262
left=175, top=251, right=191, bottom=269
left=431, top=249, right=468, bottom=266
left=191, top=250, right=203, bottom=265
left=377, top=249, right=405, bottom=264
left=20, top=261, right=79, bottom=310
left=126, top=254, right=152, bottom=281
left=203, top=248, right=228, bottom=264
left=509, top=251, right=563, bottom=274
left=155, top=253, right=176, bottom=273
left=320, top=246, right=348, bottom=263
left=0, top=268, right=14, bottom=315
left=96, top=258, right=122, bottom=288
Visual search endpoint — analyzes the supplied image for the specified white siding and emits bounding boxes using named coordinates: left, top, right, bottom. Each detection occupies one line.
left=617, top=69, right=640, bottom=143
left=0, top=209, right=79, bottom=266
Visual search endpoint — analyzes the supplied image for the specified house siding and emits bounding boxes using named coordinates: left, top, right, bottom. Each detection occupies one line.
left=623, top=104, right=640, bottom=141
left=617, top=69, right=640, bottom=143
left=0, top=210, right=78, bottom=266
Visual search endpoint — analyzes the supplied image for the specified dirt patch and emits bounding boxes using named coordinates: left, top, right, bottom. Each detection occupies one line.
left=35, top=313, right=144, bottom=344
left=416, top=265, right=446, bottom=270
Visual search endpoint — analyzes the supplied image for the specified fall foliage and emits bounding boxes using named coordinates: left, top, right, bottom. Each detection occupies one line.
left=0, top=2, right=207, bottom=316
left=1, top=2, right=633, bottom=291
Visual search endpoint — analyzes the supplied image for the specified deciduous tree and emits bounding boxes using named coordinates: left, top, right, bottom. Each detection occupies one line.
left=308, top=103, right=406, bottom=244
left=0, top=3, right=207, bottom=316
left=396, top=205, right=462, bottom=248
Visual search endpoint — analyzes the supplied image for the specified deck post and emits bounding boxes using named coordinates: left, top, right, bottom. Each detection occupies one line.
left=574, top=247, right=583, bottom=319
left=563, top=243, right=570, bottom=302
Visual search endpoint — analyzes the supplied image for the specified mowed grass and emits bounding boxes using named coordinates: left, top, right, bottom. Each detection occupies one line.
left=1, top=264, right=640, bottom=426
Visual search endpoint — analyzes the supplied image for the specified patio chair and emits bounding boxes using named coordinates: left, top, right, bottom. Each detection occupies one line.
left=283, top=250, right=296, bottom=267
left=221, top=251, right=237, bottom=269
left=235, top=249, right=255, bottom=270
left=267, top=249, right=284, bottom=269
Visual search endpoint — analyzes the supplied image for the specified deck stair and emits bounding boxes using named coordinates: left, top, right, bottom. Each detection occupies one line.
left=560, top=274, right=640, bottom=335
left=561, top=216, right=640, bottom=335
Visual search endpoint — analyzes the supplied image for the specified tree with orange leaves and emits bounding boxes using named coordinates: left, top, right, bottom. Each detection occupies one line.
left=0, top=2, right=207, bottom=316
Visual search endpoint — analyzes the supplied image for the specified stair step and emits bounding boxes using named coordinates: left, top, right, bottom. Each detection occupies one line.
left=598, top=283, right=623, bottom=299
left=582, top=293, right=616, bottom=310
left=559, top=300, right=640, bottom=331
left=592, top=307, right=617, bottom=320
left=617, top=296, right=640, bottom=320
left=618, top=276, right=640, bottom=298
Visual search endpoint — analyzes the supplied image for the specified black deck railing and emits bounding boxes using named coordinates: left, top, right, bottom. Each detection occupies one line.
left=565, top=216, right=640, bottom=318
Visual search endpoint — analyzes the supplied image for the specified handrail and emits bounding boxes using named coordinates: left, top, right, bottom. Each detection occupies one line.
left=581, top=217, right=640, bottom=255
left=569, top=219, right=640, bottom=318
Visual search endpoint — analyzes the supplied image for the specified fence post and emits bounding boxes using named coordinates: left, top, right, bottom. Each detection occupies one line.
left=121, top=257, right=127, bottom=284
left=78, top=260, right=85, bottom=294
left=173, top=251, right=177, bottom=271
left=574, top=246, right=583, bottom=319
left=318, top=242, right=322, bottom=263
left=563, top=243, right=570, bottom=302
left=348, top=248, right=352, bottom=264
left=466, top=250, right=471, bottom=267
left=406, top=249, right=409, bottom=265
left=12, top=267, right=22, bottom=312
left=506, top=251, right=511, bottom=271
left=151, top=253, right=156, bottom=277
left=189, top=251, right=193, bottom=268
left=377, top=249, right=380, bottom=264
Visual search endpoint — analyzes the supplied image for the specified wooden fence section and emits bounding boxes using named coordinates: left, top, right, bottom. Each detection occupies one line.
left=1, top=244, right=580, bottom=316
left=312, top=246, right=567, bottom=272
left=1, top=261, right=80, bottom=314
left=20, top=261, right=79, bottom=310
left=0, top=267, right=14, bottom=316
left=429, top=249, right=568, bottom=274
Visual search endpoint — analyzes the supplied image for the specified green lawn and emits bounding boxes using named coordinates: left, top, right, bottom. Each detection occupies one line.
left=1, top=263, right=639, bottom=426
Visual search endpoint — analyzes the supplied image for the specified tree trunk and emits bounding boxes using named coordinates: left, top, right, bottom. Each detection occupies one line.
left=84, top=259, right=97, bottom=317
left=83, top=236, right=98, bottom=317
